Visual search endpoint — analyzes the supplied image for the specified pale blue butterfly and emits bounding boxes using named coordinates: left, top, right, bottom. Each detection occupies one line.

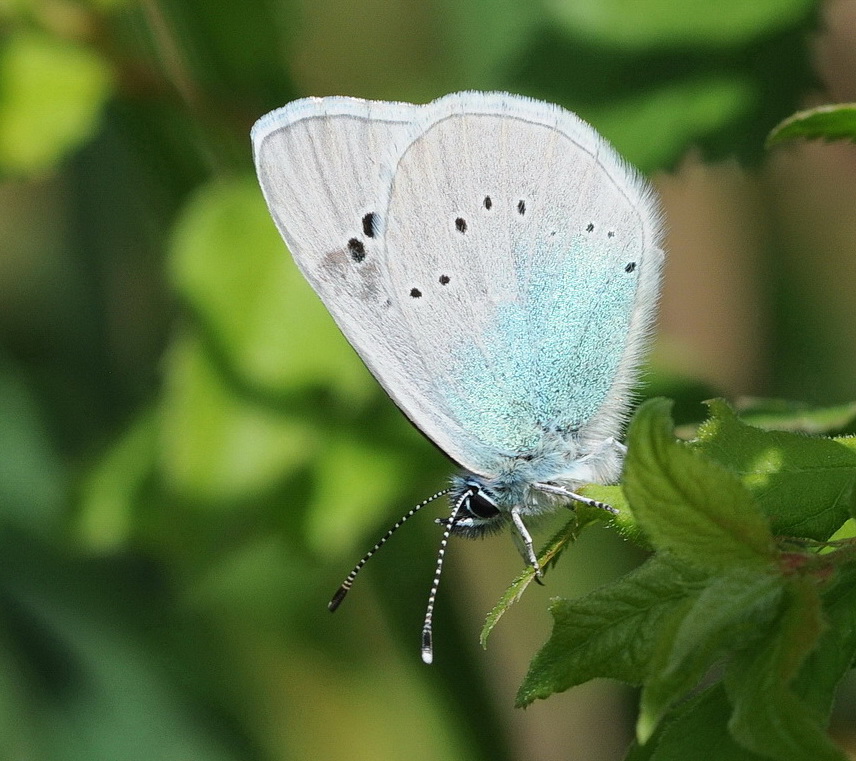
left=251, top=92, right=664, bottom=663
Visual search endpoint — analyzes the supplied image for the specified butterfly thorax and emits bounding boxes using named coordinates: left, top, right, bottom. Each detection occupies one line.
left=446, top=433, right=624, bottom=538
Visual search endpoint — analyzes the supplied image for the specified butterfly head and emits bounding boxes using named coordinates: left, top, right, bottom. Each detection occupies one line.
left=443, top=467, right=554, bottom=532
left=440, top=477, right=507, bottom=538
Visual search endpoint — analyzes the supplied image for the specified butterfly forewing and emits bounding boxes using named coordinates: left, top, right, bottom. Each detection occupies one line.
left=252, top=97, right=500, bottom=472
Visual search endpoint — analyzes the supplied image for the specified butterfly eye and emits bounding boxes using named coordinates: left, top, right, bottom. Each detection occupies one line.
left=465, top=488, right=500, bottom=520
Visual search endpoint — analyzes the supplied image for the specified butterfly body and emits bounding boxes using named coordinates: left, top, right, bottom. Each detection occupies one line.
left=445, top=430, right=625, bottom=531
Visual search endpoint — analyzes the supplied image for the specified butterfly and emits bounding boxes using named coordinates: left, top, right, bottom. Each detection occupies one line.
left=252, top=91, right=664, bottom=663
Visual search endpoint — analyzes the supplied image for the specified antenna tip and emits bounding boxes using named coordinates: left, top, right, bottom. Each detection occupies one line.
left=421, top=629, right=433, bottom=664
left=328, top=586, right=348, bottom=612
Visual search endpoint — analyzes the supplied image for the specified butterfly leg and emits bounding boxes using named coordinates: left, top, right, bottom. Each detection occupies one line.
left=533, top=482, right=618, bottom=515
left=604, top=437, right=628, bottom=456
left=510, top=506, right=543, bottom=579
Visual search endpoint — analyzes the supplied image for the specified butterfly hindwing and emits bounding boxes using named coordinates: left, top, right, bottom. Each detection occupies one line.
left=379, top=94, right=663, bottom=463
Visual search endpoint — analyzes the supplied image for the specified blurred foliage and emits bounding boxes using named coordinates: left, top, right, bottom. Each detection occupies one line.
left=3, top=0, right=856, bottom=759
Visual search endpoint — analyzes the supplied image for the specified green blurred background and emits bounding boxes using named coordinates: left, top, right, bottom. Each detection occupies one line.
left=3, top=0, right=856, bottom=759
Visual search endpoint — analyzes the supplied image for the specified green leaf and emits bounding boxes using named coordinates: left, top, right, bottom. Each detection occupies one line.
left=303, top=432, right=408, bottom=558
left=638, top=685, right=769, bottom=761
left=586, top=75, right=754, bottom=173
left=77, top=408, right=158, bottom=552
left=482, top=514, right=583, bottom=646
left=159, top=330, right=316, bottom=501
left=545, top=0, right=817, bottom=49
left=169, top=177, right=374, bottom=403
left=623, top=399, right=775, bottom=569
left=0, top=358, right=66, bottom=534
left=436, top=0, right=540, bottom=86
left=793, top=563, right=856, bottom=714
left=637, top=569, right=784, bottom=742
left=481, top=486, right=623, bottom=646
left=0, top=32, right=113, bottom=172
left=695, top=399, right=856, bottom=540
left=504, top=6, right=817, bottom=171
left=516, top=554, right=708, bottom=706
left=724, top=577, right=845, bottom=761
left=731, top=398, right=856, bottom=435
left=767, top=104, right=856, bottom=147
left=0, top=531, right=251, bottom=761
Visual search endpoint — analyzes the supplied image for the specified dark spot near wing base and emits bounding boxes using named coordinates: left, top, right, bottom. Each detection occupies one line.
left=347, top=238, right=366, bottom=262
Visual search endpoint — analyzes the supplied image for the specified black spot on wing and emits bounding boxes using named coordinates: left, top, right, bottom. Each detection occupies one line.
left=439, top=275, right=450, bottom=285
left=625, top=262, right=637, bottom=273
left=410, top=288, right=422, bottom=298
left=483, top=196, right=492, bottom=210
left=517, top=200, right=526, bottom=215
left=347, top=238, right=366, bottom=262
left=455, top=217, right=467, bottom=233
left=362, top=213, right=377, bottom=238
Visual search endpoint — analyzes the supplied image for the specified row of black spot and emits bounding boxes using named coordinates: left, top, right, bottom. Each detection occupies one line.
left=451, top=198, right=525, bottom=239
left=410, top=274, right=451, bottom=299
left=454, top=208, right=616, bottom=240
left=343, top=206, right=635, bottom=301
left=350, top=200, right=619, bottom=261
left=480, top=195, right=517, bottom=212
left=586, top=222, right=615, bottom=238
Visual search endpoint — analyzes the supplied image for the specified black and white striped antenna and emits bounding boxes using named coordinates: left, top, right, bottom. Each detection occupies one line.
left=327, top=488, right=452, bottom=612
left=420, top=489, right=469, bottom=664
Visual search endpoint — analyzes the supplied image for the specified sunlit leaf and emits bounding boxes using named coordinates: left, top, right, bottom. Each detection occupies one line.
left=304, top=432, right=408, bottom=558
left=767, top=103, right=856, bottom=147
left=0, top=32, right=112, bottom=172
left=516, top=554, right=709, bottom=706
left=77, top=408, right=158, bottom=552
left=623, top=399, right=776, bottom=569
left=695, top=399, right=856, bottom=540
left=732, top=398, right=856, bottom=435
left=159, top=330, right=316, bottom=501
left=169, top=177, right=374, bottom=403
